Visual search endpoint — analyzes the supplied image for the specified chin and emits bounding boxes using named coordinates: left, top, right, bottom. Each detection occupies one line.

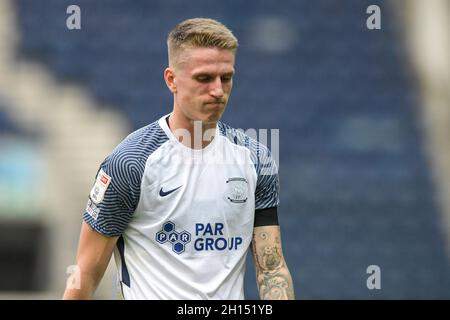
left=206, top=111, right=224, bottom=123
left=196, top=109, right=224, bottom=123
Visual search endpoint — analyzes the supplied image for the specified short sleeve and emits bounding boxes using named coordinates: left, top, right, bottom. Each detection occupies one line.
left=254, top=146, right=280, bottom=210
left=83, top=152, right=142, bottom=237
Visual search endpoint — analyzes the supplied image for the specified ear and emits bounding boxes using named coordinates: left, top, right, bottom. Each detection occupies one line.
left=164, top=67, right=177, bottom=94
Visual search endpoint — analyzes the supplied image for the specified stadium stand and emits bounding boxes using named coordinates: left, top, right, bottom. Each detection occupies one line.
left=0, top=103, right=48, bottom=292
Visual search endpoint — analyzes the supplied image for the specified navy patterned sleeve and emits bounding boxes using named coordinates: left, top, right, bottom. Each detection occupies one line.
left=82, top=123, right=168, bottom=237
left=83, top=150, right=144, bottom=237
left=254, top=143, right=280, bottom=210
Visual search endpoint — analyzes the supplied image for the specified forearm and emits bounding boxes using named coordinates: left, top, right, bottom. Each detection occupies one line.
left=62, top=269, right=100, bottom=300
left=252, top=225, right=296, bottom=300
left=257, top=265, right=295, bottom=300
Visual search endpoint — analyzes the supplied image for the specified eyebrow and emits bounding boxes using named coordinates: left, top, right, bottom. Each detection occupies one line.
left=192, top=70, right=235, bottom=77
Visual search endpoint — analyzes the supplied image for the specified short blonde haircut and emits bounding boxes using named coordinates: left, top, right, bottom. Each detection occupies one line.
left=167, top=18, right=238, bottom=68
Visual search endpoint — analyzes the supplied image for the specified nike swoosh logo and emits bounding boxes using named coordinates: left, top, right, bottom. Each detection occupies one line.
left=159, top=185, right=182, bottom=197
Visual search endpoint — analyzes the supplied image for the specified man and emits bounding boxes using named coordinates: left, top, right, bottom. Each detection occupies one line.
left=63, top=18, right=295, bottom=300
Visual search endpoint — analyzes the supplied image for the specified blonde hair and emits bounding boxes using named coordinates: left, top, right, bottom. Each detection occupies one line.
left=167, top=18, right=238, bottom=68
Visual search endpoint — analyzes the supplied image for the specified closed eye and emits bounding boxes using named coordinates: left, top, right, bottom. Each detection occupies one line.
left=193, top=73, right=234, bottom=83
left=194, top=75, right=213, bottom=83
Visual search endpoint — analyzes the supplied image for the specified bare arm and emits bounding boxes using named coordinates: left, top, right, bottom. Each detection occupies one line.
left=63, top=221, right=118, bottom=299
left=251, top=225, right=295, bottom=300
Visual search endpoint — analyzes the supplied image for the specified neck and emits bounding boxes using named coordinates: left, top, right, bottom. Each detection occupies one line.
left=168, top=110, right=217, bottom=150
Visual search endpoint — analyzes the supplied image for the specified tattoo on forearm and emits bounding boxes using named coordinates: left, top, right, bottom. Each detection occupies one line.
left=260, top=275, right=290, bottom=300
left=252, top=230, right=295, bottom=300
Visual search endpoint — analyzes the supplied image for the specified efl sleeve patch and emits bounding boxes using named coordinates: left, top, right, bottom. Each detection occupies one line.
left=89, top=169, right=112, bottom=204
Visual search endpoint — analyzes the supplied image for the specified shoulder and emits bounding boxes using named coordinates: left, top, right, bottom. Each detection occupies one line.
left=218, top=121, right=277, bottom=176
left=102, top=120, right=169, bottom=178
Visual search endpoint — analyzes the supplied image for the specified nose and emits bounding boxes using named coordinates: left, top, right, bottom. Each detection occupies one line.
left=209, top=77, right=224, bottom=98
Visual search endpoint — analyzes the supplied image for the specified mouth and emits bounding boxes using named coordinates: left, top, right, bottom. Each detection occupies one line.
left=205, top=101, right=225, bottom=107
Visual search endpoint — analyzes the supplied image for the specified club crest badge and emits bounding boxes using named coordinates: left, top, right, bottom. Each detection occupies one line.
left=226, top=177, right=248, bottom=203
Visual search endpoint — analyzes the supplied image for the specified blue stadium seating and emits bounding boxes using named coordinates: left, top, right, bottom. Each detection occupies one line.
left=15, top=0, right=450, bottom=298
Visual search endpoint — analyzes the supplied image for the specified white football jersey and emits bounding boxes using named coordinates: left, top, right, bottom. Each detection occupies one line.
left=83, top=114, right=279, bottom=299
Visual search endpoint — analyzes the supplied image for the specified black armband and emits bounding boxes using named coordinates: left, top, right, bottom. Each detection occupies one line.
left=254, top=207, right=279, bottom=227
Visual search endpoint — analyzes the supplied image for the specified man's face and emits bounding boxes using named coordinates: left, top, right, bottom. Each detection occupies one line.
left=168, top=47, right=235, bottom=123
